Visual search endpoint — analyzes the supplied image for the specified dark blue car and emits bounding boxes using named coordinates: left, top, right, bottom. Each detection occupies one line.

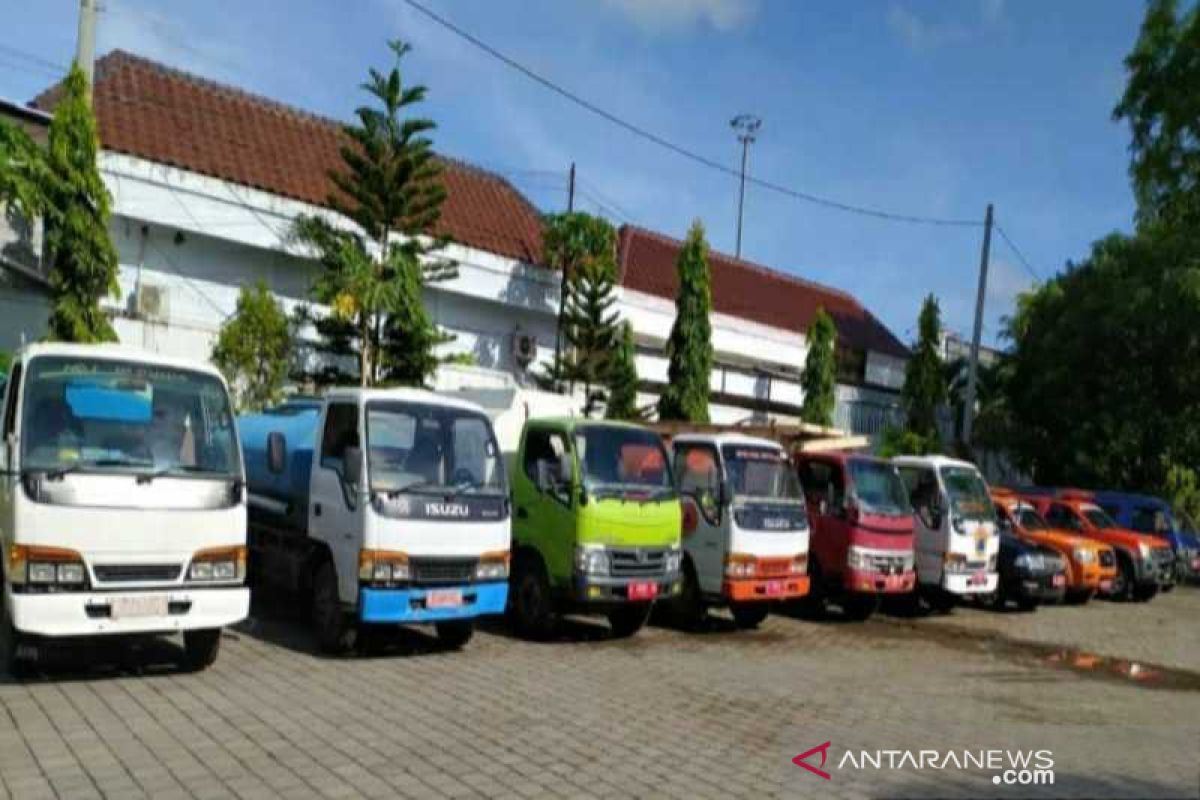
left=1092, top=492, right=1200, bottom=584
left=984, top=520, right=1067, bottom=611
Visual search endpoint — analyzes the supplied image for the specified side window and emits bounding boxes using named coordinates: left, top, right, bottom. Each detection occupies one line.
left=522, top=429, right=569, bottom=489
left=674, top=444, right=719, bottom=494
left=899, top=466, right=937, bottom=512
left=1130, top=506, right=1157, bottom=534
left=2, top=362, right=22, bottom=437
left=799, top=460, right=842, bottom=508
left=320, top=404, right=359, bottom=470
left=1046, top=504, right=1077, bottom=530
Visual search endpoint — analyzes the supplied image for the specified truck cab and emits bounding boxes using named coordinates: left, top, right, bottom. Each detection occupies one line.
left=991, top=488, right=1116, bottom=602
left=507, top=418, right=681, bottom=639
left=1021, top=491, right=1174, bottom=602
left=0, top=343, right=249, bottom=675
left=893, top=455, right=999, bottom=610
left=1091, top=490, right=1200, bottom=584
left=794, top=452, right=915, bottom=620
left=240, top=388, right=510, bottom=652
left=668, top=433, right=809, bottom=629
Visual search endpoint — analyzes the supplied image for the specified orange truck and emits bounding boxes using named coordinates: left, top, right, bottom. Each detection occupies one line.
left=1021, top=490, right=1175, bottom=602
left=991, top=489, right=1117, bottom=603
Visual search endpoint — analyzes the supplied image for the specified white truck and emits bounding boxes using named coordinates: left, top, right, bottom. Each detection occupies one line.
left=667, top=433, right=811, bottom=628
left=893, top=455, right=999, bottom=610
left=239, top=388, right=510, bottom=652
left=0, top=343, right=250, bottom=675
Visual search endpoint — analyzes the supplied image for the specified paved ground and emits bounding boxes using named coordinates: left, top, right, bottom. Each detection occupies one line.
left=1, top=587, right=1197, bottom=800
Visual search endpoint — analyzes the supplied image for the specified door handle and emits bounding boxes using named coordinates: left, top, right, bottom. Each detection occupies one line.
left=516, top=507, right=529, bottom=519
left=314, top=502, right=322, bottom=517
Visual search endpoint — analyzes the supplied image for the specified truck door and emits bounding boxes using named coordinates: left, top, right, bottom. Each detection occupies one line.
left=797, top=458, right=847, bottom=586
left=673, top=442, right=724, bottom=595
left=0, top=362, right=22, bottom=557
left=309, top=402, right=365, bottom=607
left=516, top=427, right=576, bottom=587
left=897, top=465, right=942, bottom=586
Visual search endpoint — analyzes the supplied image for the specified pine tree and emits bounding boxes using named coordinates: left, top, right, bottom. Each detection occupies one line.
left=212, top=282, right=293, bottom=411
left=562, top=253, right=619, bottom=415
left=901, top=294, right=946, bottom=444
left=657, top=221, right=713, bottom=422
left=800, top=307, right=837, bottom=426
left=43, top=63, right=119, bottom=343
left=292, top=40, right=453, bottom=387
left=605, top=321, right=640, bottom=421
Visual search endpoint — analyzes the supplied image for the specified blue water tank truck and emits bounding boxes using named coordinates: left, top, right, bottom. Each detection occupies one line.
left=239, top=389, right=511, bottom=652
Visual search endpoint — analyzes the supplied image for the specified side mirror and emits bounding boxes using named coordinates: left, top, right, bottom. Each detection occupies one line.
left=342, top=446, right=363, bottom=488
left=558, top=451, right=575, bottom=487
left=266, top=432, right=287, bottom=475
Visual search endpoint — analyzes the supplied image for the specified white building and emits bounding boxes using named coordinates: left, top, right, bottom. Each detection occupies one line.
left=3, top=50, right=908, bottom=437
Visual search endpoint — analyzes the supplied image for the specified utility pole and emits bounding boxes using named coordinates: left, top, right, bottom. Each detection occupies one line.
left=962, top=203, right=993, bottom=447
left=76, top=0, right=98, bottom=94
left=730, top=114, right=761, bottom=259
left=551, top=163, right=576, bottom=389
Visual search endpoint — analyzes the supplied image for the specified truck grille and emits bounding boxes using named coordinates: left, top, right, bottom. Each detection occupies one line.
left=609, top=547, right=668, bottom=578
left=93, top=564, right=182, bottom=583
left=1099, top=549, right=1116, bottom=567
left=409, top=557, right=477, bottom=585
left=866, top=553, right=910, bottom=575
left=1152, top=546, right=1175, bottom=570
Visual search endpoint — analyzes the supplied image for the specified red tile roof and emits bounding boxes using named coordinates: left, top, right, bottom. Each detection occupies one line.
left=32, top=51, right=544, bottom=263
left=617, top=226, right=908, bottom=359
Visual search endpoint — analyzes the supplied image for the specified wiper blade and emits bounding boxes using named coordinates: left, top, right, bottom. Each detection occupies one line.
left=135, top=464, right=224, bottom=484
left=42, top=459, right=148, bottom=480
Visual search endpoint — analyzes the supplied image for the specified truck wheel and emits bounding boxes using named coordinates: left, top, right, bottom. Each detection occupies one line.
left=841, top=594, right=878, bottom=622
left=1015, top=597, right=1038, bottom=613
left=435, top=620, right=474, bottom=649
left=509, top=555, right=556, bottom=640
left=312, top=561, right=357, bottom=654
left=927, top=588, right=956, bottom=614
left=669, top=560, right=706, bottom=630
left=182, top=629, right=221, bottom=671
left=608, top=603, right=651, bottom=638
left=1110, top=555, right=1136, bottom=602
left=1131, top=583, right=1159, bottom=603
left=0, top=601, right=31, bottom=680
left=730, top=602, right=769, bottom=630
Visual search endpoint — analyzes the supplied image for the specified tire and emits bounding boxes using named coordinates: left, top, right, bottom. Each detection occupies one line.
left=669, top=559, right=707, bottom=630
left=508, top=554, right=556, bottom=640
left=927, top=588, right=956, bottom=614
left=182, top=628, right=221, bottom=671
left=730, top=602, right=770, bottom=629
left=1109, top=555, right=1136, bottom=602
left=1132, top=583, right=1159, bottom=603
left=0, top=599, right=31, bottom=680
left=312, top=560, right=357, bottom=654
left=799, top=558, right=828, bottom=619
left=841, top=594, right=878, bottom=622
left=1015, top=597, right=1038, bottom=613
left=607, top=603, right=651, bottom=638
left=435, top=620, right=474, bottom=649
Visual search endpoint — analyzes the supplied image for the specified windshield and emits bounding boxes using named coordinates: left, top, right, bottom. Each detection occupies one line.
left=939, top=466, right=994, bottom=521
left=1082, top=506, right=1119, bottom=529
left=366, top=401, right=504, bottom=494
left=721, top=445, right=802, bottom=501
left=574, top=424, right=673, bottom=495
left=20, top=355, right=238, bottom=478
left=848, top=458, right=911, bottom=514
left=1175, top=508, right=1198, bottom=535
left=1015, top=506, right=1048, bottom=530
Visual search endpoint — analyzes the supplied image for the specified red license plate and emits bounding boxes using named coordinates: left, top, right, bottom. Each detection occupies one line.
left=427, top=589, right=463, bottom=608
left=969, top=571, right=988, bottom=586
left=627, top=582, right=658, bottom=601
left=1100, top=579, right=1113, bottom=592
left=1192, top=558, right=1200, bottom=571
left=1052, top=573, right=1066, bottom=587
left=766, top=580, right=784, bottom=596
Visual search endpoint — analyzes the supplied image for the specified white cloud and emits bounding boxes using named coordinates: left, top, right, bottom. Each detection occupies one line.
left=601, top=0, right=757, bottom=33
left=97, top=2, right=251, bottom=83
left=887, top=0, right=1005, bottom=53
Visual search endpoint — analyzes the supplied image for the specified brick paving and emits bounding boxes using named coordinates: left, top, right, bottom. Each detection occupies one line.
left=1, top=588, right=1197, bottom=799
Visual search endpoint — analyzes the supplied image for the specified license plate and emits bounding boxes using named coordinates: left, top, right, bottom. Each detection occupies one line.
left=968, top=571, right=988, bottom=587
left=766, top=580, right=784, bottom=596
left=1192, top=558, right=1200, bottom=571
left=627, top=582, right=658, bottom=601
left=426, top=589, right=463, bottom=608
left=1052, top=573, right=1066, bottom=587
left=1100, top=579, right=1113, bottom=592
left=111, top=595, right=168, bottom=619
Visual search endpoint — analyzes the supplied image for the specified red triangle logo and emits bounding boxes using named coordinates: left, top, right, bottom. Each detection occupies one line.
left=792, top=741, right=832, bottom=780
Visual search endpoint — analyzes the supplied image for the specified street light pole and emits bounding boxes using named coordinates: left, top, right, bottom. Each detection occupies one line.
left=730, top=114, right=761, bottom=259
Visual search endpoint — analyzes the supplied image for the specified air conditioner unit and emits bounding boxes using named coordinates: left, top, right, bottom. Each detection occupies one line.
left=512, top=330, right=537, bottom=367
left=135, top=283, right=169, bottom=321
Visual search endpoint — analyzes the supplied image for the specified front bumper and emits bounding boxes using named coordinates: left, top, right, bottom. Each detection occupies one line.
left=1004, top=572, right=1067, bottom=603
left=8, top=586, right=249, bottom=638
left=942, top=571, right=998, bottom=595
left=1072, top=562, right=1117, bottom=592
left=358, top=581, right=508, bottom=624
left=845, top=567, right=916, bottom=595
left=571, top=572, right=681, bottom=605
left=722, top=575, right=809, bottom=602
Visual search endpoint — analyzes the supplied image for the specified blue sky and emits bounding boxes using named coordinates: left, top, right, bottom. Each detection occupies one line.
left=2, top=0, right=1145, bottom=347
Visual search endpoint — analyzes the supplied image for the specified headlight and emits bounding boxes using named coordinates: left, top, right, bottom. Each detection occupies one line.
left=847, top=547, right=871, bottom=570
left=358, top=549, right=408, bottom=583
left=189, top=546, right=247, bottom=583
left=475, top=552, right=509, bottom=581
left=1138, top=542, right=1152, bottom=560
left=664, top=547, right=683, bottom=574
left=28, top=562, right=57, bottom=583
left=7, top=545, right=88, bottom=588
left=724, top=554, right=757, bottom=578
left=1073, top=547, right=1095, bottom=564
left=943, top=552, right=968, bottom=572
left=574, top=546, right=609, bottom=575
left=791, top=553, right=808, bottom=575
left=1014, top=553, right=1044, bottom=571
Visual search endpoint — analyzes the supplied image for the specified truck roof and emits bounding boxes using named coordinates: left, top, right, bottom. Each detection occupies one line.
left=322, top=385, right=488, bottom=416
left=892, top=454, right=980, bottom=471
left=528, top=416, right=648, bottom=432
left=14, top=342, right=225, bottom=381
left=671, top=432, right=784, bottom=450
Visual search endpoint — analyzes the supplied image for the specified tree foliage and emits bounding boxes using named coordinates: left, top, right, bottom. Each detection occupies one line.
left=291, top=40, right=453, bottom=387
left=658, top=221, right=713, bottom=423
left=0, top=119, right=52, bottom=220
left=43, top=64, right=119, bottom=343
left=800, top=307, right=837, bottom=426
left=900, top=294, right=945, bottom=445
left=1113, top=0, right=1200, bottom=226
left=606, top=321, right=640, bottom=421
left=212, top=282, right=293, bottom=412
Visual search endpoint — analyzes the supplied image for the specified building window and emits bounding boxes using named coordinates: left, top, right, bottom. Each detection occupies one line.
left=835, top=346, right=866, bottom=385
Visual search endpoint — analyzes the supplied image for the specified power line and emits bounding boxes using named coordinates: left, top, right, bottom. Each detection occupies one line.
left=399, top=0, right=983, bottom=228
left=0, top=43, right=67, bottom=75
left=994, top=223, right=1042, bottom=282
